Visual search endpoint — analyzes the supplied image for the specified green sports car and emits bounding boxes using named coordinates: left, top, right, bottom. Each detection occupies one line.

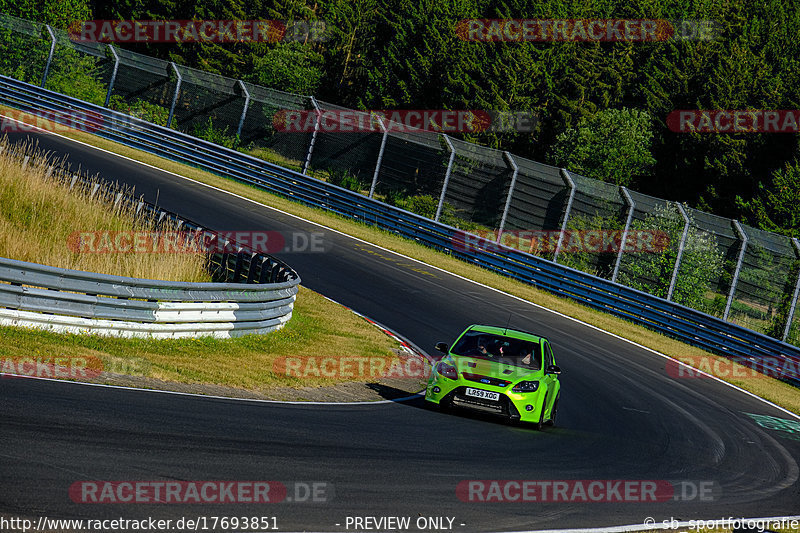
left=425, top=324, right=561, bottom=429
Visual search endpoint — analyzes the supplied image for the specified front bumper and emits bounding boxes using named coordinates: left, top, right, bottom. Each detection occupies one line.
left=425, top=377, right=545, bottom=422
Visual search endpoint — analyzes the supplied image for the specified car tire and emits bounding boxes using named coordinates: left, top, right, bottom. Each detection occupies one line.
left=534, top=393, right=547, bottom=431
left=425, top=397, right=447, bottom=412
left=545, top=394, right=559, bottom=427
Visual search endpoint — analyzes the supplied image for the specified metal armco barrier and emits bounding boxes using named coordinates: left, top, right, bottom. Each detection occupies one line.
left=0, top=75, right=798, bottom=384
left=0, top=256, right=298, bottom=338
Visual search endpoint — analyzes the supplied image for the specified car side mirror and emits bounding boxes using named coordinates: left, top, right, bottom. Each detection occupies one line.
left=435, top=342, right=449, bottom=353
left=546, top=365, right=562, bottom=375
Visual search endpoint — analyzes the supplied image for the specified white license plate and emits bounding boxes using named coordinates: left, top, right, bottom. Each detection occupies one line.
left=465, top=388, right=499, bottom=401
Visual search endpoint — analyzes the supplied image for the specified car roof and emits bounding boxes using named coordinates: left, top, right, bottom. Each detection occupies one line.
left=465, top=324, right=544, bottom=343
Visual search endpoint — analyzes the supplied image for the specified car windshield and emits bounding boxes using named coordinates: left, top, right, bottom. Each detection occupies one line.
left=450, top=331, right=542, bottom=370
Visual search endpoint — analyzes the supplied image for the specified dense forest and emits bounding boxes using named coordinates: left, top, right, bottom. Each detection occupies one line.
left=2, top=0, right=799, bottom=237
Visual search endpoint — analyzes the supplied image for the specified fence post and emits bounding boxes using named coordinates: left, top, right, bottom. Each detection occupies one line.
left=368, top=115, right=388, bottom=199
left=302, top=96, right=320, bottom=175
left=553, top=169, right=576, bottom=263
left=667, top=202, right=691, bottom=301
left=496, top=151, right=519, bottom=243
left=41, top=24, right=56, bottom=88
left=724, top=221, right=748, bottom=321
left=166, top=62, right=182, bottom=128
left=782, top=238, right=800, bottom=342
left=236, top=80, right=250, bottom=138
left=611, top=187, right=635, bottom=283
left=435, top=135, right=456, bottom=222
left=104, top=45, right=120, bottom=107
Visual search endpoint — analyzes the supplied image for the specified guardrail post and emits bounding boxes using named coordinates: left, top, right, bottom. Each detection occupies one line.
left=269, top=263, right=281, bottom=283
left=667, top=202, right=691, bottom=301
left=435, top=134, right=456, bottom=222
left=166, top=62, right=182, bottom=128
left=496, top=151, right=519, bottom=243
left=368, top=115, right=388, bottom=199
left=246, top=253, right=259, bottom=283
left=41, top=25, right=56, bottom=88
left=104, top=45, right=120, bottom=107
left=236, top=80, right=250, bottom=138
left=782, top=238, right=800, bottom=342
left=611, top=187, right=635, bottom=283
left=231, top=248, right=245, bottom=281
left=302, top=96, right=320, bottom=175
left=553, top=169, right=576, bottom=263
left=258, top=257, right=272, bottom=283
left=724, top=221, right=748, bottom=321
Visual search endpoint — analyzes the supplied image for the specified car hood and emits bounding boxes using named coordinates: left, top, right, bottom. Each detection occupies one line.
left=450, top=355, right=541, bottom=382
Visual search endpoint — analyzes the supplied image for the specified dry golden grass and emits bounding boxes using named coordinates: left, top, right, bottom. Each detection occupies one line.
left=0, top=137, right=208, bottom=282
left=2, top=106, right=798, bottom=412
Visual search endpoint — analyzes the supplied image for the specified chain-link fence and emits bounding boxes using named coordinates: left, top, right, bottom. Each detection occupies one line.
left=46, top=26, right=116, bottom=105
left=0, top=15, right=50, bottom=85
left=307, top=101, right=385, bottom=189
left=372, top=128, right=451, bottom=207
left=3, top=13, right=800, bottom=346
left=240, top=83, right=313, bottom=171
left=108, top=48, right=176, bottom=125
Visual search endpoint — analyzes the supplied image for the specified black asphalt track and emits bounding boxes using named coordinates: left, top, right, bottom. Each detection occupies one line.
left=1, top=129, right=798, bottom=531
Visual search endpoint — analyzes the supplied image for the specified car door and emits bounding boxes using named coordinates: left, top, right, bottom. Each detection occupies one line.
left=542, top=340, right=558, bottom=414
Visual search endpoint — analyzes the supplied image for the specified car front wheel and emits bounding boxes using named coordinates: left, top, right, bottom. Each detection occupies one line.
left=534, top=393, right=547, bottom=431
left=545, top=394, right=559, bottom=427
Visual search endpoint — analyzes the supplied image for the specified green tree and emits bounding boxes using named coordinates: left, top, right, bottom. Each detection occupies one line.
left=617, top=204, right=724, bottom=311
left=737, top=159, right=800, bottom=238
left=0, top=0, right=90, bottom=28
left=550, top=108, right=656, bottom=187
left=251, top=42, right=324, bottom=95
left=44, top=45, right=108, bottom=105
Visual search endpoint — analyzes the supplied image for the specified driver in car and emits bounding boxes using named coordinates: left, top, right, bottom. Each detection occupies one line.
left=519, top=346, right=540, bottom=369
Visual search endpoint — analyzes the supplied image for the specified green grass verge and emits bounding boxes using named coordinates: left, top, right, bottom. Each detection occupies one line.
left=2, top=106, right=798, bottom=414
left=0, top=287, right=403, bottom=390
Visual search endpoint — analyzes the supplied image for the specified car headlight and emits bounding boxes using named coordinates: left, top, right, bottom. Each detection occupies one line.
left=512, top=380, right=539, bottom=393
left=436, top=362, right=458, bottom=380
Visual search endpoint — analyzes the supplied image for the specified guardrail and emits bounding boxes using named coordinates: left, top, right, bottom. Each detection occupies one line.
left=0, top=75, right=797, bottom=384
left=0, top=256, right=299, bottom=338
left=0, top=142, right=300, bottom=338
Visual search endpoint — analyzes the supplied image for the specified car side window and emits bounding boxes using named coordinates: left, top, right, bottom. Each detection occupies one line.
left=543, top=342, right=554, bottom=368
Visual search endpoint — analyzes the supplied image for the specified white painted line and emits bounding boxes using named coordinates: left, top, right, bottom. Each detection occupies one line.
left=2, top=111, right=798, bottom=420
